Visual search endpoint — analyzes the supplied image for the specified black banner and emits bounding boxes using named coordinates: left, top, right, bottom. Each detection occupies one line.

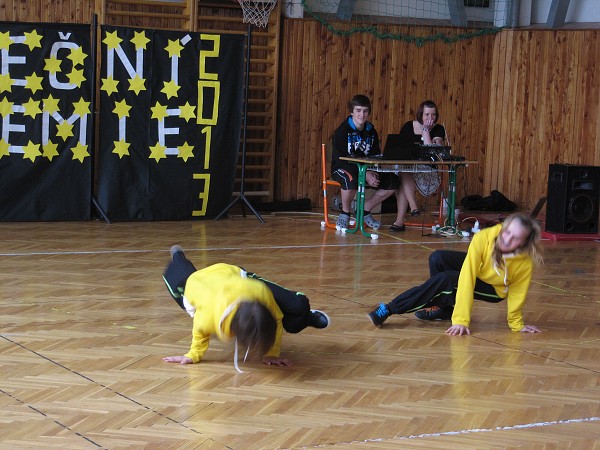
left=0, top=22, right=92, bottom=221
left=97, top=26, right=245, bottom=220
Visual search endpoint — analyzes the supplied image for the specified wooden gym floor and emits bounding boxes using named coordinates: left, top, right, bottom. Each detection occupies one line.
left=1, top=211, right=599, bottom=449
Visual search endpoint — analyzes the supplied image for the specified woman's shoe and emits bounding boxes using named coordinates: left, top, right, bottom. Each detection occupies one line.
left=389, top=223, right=406, bottom=232
left=411, top=209, right=420, bottom=217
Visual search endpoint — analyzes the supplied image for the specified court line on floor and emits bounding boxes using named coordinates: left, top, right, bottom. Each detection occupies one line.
left=0, top=239, right=470, bottom=257
left=298, top=416, right=600, bottom=448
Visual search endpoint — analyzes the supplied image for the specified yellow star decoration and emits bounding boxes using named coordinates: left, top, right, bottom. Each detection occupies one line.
left=0, top=73, right=14, bottom=93
left=131, top=31, right=150, bottom=50
left=177, top=141, right=195, bottom=162
left=67, top=68, right=86, bottom=87
left=24, top=30, right=43, bottom=50
left=42, top=141, right=59, bottom=161
left=150, top=102, right=169, bottom=121
left=23, top=140, right=41, bottom=162
left=161, top=80, right=180, bottom=99
left=113, top=139, right=130, bottom=158
left=0, top=97, right=14, bottom=117
left=22, top=98, right=41, bottom=118
left=0, top=32, right=13, bottom=50
left=43, top=95, right=60, bottom=115
left=113, top=99, right=131, bottom=119
left=103, top=31, right=122, bottom=50
left=101, top=77, right=119, bottom=96
left=56, top=121, right=74, bottom=140
left=128, top=75, right=146, bottom=95
left=68, top=46, right=87, bottom=67
left=165, top=39, right=184, bottom=58
left=149, top=142, right=167, bottom=162
left=0, top=139, right=10, bottom=159
left=73, top=98, right=90, bottom=117
left=25, top=72, right=44, bottom=94
left=44, top=56, right=62, bottom=74
left=179, top=102, right=196, bottom=122
left=71, top=142, right=89, bottom=163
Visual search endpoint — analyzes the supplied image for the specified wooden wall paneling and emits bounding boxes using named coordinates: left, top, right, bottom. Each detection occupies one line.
left=373, top=37, right=388, bottom=137
left=522, top=31, right=538, bottom=204
left=538, top=32, right=555, bottom=179
left=275, top=20, right=289, bottom=199
left=577, top=31, right=600, bottom=166
left=448, top=35, right=465, bottom=155
left=505, top=31, right=523, bottom=205
left=497, top=31, right=513, bottom=195
left=338, top=33, right=351, bottom=117
left=485, top=29, right=508, bottom=194
left=593, top=32, right=600, bottom=166
left=268, top=5, right=280, bottom=199
left=275, top=18, right=301, bottom=201
left=456, top=37, right=477, bottom=199
left=68, top=0, right=76, bottom=22
left=572, top=30, right=587, bottom=165
left=295, top=20, right=306, bottom=192
left=513, top=31, right=535, bottom=208
left=395, top=37, right=410, bottom=133
left=300, top=20, right=315, bottom=199
left=482, top=32, right=497, bottom=196
left=303, top=20, right=316, bottom=199
left=537, top=32, right=555, bottom=200
left=0, top=0, right=94, bottom=23
left=530, top=31, right=551, bottom=202
left=329, top=27, right=344, bottom=143
left=479, top=33, right=494, bottom=182
left=15, top=0, right=27, bottom=21
left=320, top=22, right=333, bottom=147
left=564, top=32, right=581, bottom=164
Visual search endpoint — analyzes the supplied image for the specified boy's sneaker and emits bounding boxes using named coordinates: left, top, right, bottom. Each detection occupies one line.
left=415, top=306, right=453, bottom=321
left=363, top=213, right=381, bottom=230
left=368, top=303, right=390, bottom=327
left=336, top=213, right=350, bottom=229
left=309, top=310, right=330, bottom=329
left=170, top=245, right=184, bottom=259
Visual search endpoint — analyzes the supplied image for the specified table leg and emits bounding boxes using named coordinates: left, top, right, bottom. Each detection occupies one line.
left=446, top=165, right=457, bottom=228
left=344, top=163, right=376, bottom=238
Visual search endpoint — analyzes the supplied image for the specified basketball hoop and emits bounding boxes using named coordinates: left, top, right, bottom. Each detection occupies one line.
left=237, top=0, right=277, bottom=28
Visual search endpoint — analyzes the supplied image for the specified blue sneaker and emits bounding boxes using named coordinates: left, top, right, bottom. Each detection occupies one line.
left=368, top=303, right=390, bottom=327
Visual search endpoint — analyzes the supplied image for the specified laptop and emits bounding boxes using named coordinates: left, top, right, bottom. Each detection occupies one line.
left=381, top=134, right=420, bottom=160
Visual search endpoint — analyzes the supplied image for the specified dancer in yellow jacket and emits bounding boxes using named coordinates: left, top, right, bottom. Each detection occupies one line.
left=162, top=246, right=330, bottom=370
left=367, top=213, right=543, bottom=335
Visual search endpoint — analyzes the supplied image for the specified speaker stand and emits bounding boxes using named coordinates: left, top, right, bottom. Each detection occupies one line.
left=215, top=24, right=264, bottom=223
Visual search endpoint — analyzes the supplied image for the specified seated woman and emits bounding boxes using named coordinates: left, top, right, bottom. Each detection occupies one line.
left=390, top=100, right=446, bottom=231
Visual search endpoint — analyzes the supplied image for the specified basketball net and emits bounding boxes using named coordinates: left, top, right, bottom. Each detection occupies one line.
left=237, top=0, right=277, bottom=28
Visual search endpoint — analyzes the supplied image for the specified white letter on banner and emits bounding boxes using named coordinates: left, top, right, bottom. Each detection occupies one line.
left=48, top=40, right=79, bottom=90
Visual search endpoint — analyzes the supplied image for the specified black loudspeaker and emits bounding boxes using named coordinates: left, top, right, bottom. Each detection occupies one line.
left=545, top=164, right=600, bottom=234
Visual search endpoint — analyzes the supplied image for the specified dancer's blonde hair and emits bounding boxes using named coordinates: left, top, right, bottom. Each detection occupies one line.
left=492, top=213, right=543, bottom=268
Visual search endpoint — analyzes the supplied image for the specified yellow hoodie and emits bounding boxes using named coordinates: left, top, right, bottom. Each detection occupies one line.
left=452, top=224, right=533, bottom=331
left=182, top=263, right=284, bottom=363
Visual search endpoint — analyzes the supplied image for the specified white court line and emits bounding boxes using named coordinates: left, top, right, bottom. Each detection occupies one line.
left=0, top=239, right=470, bottom=257
left=300, top=416, right=600, bottom=448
